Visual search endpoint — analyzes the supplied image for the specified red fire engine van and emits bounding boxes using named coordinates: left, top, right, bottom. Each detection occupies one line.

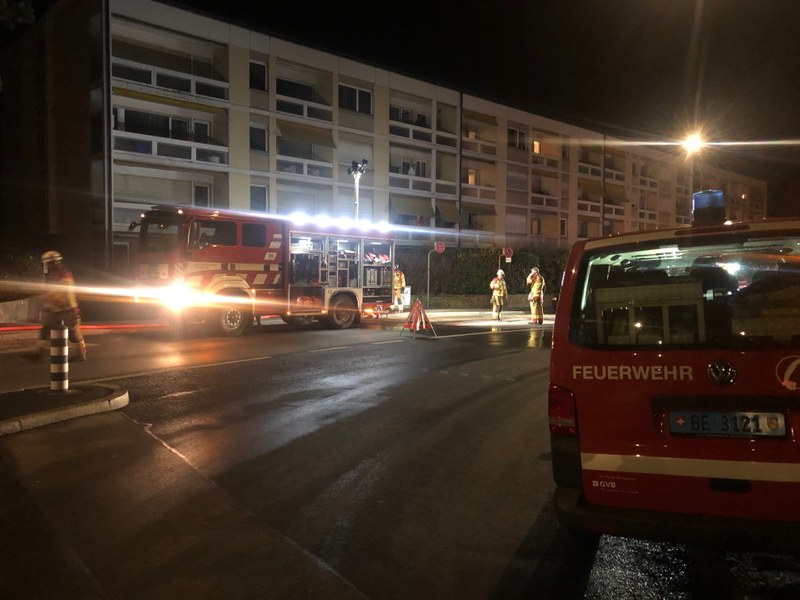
left=549, top=191, right=800, bottom=552
left=132, top=206, right=395, bottom=335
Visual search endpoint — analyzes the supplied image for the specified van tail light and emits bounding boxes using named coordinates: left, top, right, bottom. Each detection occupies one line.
left=548, top=384, right=578, bottom=436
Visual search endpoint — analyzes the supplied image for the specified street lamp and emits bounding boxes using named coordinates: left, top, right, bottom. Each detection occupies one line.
left=683, top=132, right=705, bottom=195
left=348, top=159, right=368, bottom=221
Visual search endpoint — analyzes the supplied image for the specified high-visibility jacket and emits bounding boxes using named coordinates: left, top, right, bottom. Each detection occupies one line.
left=44, top=268, right=79, bottom=312
left=527, top=273, right=545, bottom=302
left=490, top=276, right=507, bottom=303
left=393, top=269, right=406, bottom=290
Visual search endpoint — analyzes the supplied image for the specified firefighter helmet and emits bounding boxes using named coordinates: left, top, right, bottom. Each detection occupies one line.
left=41, top=250, right=63, bottom=265
left=497, top=269, right=505, bottom=277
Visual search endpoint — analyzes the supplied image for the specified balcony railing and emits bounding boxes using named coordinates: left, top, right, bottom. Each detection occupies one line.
left=435, top=180, right=457, bottom=196
left=639, top=176, right=658, bottom=190
left=276, top=156, right=333, bottom=178
left=389, top=174, right=432, bottom=192
left=461, top=183, right=496, bottom=201
left=676, top=215, right=692, bottom=225
left=578, top=162, right=601, bottom=177
left=111, top=57, right=228, bottom=101
left=462, top=137, right=497, bottom=157
left=578, top=200, right=602, bottom=214
left=604, top=168, right=625, bottom=182
left=435, top=131, right=458, bottom=148
left=389, top=122, right=433, bottom=144
left=638, top=209, right=657, bottom=221
left=113, top=131, right=228, bottom=165
left=275, top=95, right=333, bottom=122
left=531, top=193, right=559, bottom=210
left=603, top=204, right=625, bottom=217
left=532, top=154, right=560, bottom=170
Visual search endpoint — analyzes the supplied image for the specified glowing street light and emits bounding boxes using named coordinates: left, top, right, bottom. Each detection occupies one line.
left=683, top=132, right=705, bottom=155
left=683, top=132, right=705, bottom=195
left=347, top=159, right=368, bottom=221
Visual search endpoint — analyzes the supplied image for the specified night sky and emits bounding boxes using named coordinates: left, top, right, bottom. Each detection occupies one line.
left=168, top=0, right=800, bottom=214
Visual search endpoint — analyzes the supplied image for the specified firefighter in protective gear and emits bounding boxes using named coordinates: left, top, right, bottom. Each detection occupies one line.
left=526, top=267, right=546, bottom=325
left=490, top=269, right=508, bottom=321
left=392, top=264, right=406, bottom=312
left=39, top=250, right=87, bottom=361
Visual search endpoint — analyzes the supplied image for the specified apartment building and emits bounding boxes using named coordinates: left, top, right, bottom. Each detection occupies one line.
left=0, top=0, right=768, bottom=276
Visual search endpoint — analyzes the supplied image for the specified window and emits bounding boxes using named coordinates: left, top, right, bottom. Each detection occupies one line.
left=507, top=127, right=527, bottom=150
left=560, top=218, right=567, bottom=237
left=194, top=121, right=210, bottom=144
left=197, top=220, right=236, bottom=247
left=194, top=184, right=210, bottom=208
left=250, top=124, right=267, bottom=152
left=532, top=139, right=541, bottom=154
left=339, top=84, right=372, bottom=115
left=250, top=185, right=267, bottom=212
left=249, top=61, right=267, bottom=92
left=243, top=223, right=267, bottom=247
left=577, top=220, right=589, bottom=238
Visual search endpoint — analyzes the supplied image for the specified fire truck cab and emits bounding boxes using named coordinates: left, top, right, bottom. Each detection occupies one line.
left=133, top=206, right=395, bottom=335
left=549, top=191, right=800, bottom=552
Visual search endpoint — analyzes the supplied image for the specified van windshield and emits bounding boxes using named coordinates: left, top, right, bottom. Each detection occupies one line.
left=570, top=230, right=800, bottom=349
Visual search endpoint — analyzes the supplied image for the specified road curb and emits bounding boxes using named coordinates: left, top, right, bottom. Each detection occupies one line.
left=0, top=385, right=129, bottom=436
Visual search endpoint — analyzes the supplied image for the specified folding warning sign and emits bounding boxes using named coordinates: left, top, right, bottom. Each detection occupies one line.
left=400, top=299, right=437, bottom=338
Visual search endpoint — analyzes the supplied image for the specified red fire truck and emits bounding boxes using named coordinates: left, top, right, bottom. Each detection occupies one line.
left=132, top=206, right=395, bottom=334
left=549, top=191, right=800, bottom=552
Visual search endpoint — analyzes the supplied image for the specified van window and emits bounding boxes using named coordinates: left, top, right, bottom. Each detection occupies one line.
left=571, top=231, right=800, bottom=348
left=242, top=223, right=267, bottom=247
left=194, top=220, right=237, bottom=248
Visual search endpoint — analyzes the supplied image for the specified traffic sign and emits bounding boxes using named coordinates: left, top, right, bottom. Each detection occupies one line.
left=434, top=241, right=446, bottom=254
left=504, top=247, right=513, bottom=258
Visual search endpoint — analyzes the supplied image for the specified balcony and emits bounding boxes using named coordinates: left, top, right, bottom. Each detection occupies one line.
left=578, top=200, right=602, bottom=215
left=578, top=162, right=602, bottom=178
left=531, top=192, right=559, bottom=210
left=461, top=182, right=496, bottom=201
left=113, top=131, right=228, bottom=166
left=389, top=173, right=432, bottom=193
left=462, top=135, right=497, bottom=157
left=111, top=58, right=228, bottom=102
left=638, top=209, right=657, bottom=221
left=276, top=95, right=332, bottom=122
left=532, top=154, right=560, bottom=170
left=639, top=176, right=658, bottom=190
left=603, top=203, right=625, bottom=218
left=435, top=131, right=458, bottom=148
left=276, top=156, right=333, bottom=178
left=435, top=180, right=458, bottom=196
left=604, top=168, right=625, bottom=182
left=389, top=120, right=433, bottom=144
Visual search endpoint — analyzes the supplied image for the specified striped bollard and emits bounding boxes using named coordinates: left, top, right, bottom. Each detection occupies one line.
left=50, top=322, right=69, bottom=391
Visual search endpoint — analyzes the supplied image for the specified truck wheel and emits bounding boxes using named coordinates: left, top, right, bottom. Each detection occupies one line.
left=326, top=296, right=357, bottom=329
left=218, top=304, right=250, bottom=336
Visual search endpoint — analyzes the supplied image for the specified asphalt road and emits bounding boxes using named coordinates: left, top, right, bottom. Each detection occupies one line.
left=1, top=314, right=799, bottom=598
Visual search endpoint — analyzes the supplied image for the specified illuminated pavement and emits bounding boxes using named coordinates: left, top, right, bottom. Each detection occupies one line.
left=0, top=310, right=554, bottom=436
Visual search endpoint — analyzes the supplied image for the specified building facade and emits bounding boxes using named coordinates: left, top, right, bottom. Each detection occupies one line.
left=0, top=0, right=768, bottom=277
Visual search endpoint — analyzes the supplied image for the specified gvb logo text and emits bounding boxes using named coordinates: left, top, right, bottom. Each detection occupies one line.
left=592, top=480, right=616, bottom=489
